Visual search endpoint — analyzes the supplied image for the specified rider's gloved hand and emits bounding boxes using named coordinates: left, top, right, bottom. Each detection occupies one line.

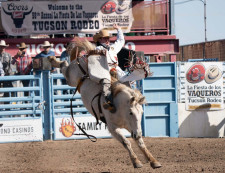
left=113, top=23, right=120, bottom=30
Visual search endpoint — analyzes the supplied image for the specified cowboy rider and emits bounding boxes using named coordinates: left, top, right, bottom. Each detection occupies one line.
left=92, top=23, right=147, bottom=113
left=92, top=23, right=125, bottom=113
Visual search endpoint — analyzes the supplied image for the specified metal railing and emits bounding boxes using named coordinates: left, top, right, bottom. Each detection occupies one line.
left=0, top=74, right=43, bottom=118
left=50, top=73, right=88, bottom=116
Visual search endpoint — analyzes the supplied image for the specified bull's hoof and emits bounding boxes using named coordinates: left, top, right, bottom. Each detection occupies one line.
left=133, top=160, right=143, bottom=168
left=150, top=161, right=162, bottom=169
left=134, top=163, right=143, bottom=168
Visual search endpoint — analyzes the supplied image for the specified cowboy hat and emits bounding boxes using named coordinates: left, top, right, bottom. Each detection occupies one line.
left=116, top=3, right=129, bottom=14
left=205, top=65, right=222, bottom=84
left=0, top=40, right=9, bottom=47
left=93, top=29, right=111, bottom=42
left=101, top=0, right=116, bottom=14
left=17, top=42, right=28, bottom=49
left=186, top=63, right=205, bottom=83
left=41, top=41, right=53, bottom=48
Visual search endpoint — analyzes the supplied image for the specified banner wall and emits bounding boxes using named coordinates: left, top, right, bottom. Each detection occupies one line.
left=1, top=0, right=133, bottom=36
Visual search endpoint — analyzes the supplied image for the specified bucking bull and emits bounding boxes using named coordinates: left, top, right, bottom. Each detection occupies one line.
left=48, top=39, right=162, bottom=169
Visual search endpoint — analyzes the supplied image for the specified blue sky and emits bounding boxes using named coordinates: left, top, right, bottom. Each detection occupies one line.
left=174, top=0, right=225, bottom=45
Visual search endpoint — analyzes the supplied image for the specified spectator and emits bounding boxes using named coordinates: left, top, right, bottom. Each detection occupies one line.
left=36, top=41, right=55, bottom=58
left=60, top=42, right=75, bottom=64
left=12, top=42, right=32, bottom=97
left=0, top=40, right=12, bottom=76
left=36, top=41, right=58, bottom=94
left=36, top=41, right=56, bottom=73
left=0, top=61, right=4, bottom=107
left=0, top=61, right=4, bottom=76
left=0, top=40, right=13, bottom=101
left=60, top=42, right=75, bottom=95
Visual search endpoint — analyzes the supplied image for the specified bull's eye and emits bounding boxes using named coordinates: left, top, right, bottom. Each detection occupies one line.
left=130, top=112, right=133, bottom=116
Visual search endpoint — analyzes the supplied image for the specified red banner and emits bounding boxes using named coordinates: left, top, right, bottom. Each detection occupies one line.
left=2, top=35, right=179, bottom=57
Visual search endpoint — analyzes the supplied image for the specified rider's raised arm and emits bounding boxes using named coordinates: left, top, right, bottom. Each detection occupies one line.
left=110, top=24, right=125, bottom=54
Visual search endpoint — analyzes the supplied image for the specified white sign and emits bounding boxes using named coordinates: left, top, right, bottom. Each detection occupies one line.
left=54, top=116, right=130, bottom=140
left=185, top=62, right=224, bottom=110
left=1, top=0, right=133, bottom=36
left=0, top=118, right=43, bottom=143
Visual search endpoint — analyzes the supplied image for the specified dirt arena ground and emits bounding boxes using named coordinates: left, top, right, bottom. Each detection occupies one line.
left=0, top=137, right=224, bottom=173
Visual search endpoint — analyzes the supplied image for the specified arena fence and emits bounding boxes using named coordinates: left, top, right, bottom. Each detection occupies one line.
left=0, top=74, right=44, bottom=143
left=137, top=62, right=178, bottom=137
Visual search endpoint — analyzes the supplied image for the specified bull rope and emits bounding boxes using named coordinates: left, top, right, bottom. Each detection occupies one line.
left=70, top=57, right=97, bottom=142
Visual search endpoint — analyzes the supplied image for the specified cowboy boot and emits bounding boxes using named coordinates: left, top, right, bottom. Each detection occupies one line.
left=101, top=79, right=116, bottom=113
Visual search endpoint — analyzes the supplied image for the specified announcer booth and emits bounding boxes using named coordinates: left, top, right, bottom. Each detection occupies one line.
left=0, top=0, right=179, bottom=142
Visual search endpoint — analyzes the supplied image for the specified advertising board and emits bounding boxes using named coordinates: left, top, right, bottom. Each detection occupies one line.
left=0, top=118, right=43, bottom=143
left=185, top=62, right=224, bottom=110
left=54, top=116, right=130, bottom=140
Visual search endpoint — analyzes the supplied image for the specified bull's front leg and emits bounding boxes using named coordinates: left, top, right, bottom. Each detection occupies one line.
left=110, top=127, right=143, bottom=168
left=135, top=137, right=162, bottom=169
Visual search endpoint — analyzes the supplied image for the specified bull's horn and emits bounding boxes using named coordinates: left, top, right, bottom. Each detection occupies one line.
left=2, top=8, right=12, bottom=16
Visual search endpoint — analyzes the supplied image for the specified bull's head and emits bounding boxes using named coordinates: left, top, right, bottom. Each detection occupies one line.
left=3, top=7, right=33, bottom=28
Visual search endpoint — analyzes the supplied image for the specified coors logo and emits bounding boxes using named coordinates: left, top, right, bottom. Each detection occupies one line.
left=3, top=3, right=33, bottom=28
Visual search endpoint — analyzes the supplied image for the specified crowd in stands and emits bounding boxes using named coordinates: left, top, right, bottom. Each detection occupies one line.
left=0, top=39, right=71, bottom=74
left=0, top=39, right=72, bottom=99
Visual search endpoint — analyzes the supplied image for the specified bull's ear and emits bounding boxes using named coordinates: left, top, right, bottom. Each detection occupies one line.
left=138, top=96, right=146, bottom=105
left=130, top=97, right=135, bottom=105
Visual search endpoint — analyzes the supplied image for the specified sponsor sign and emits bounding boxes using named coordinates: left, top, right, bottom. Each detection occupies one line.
left=54, top=116, right=130, bottom=140
left=185, top=62, right=224, bottom=110
left=0, top=118, right=43, bottom=143
left=1, top=0, right=133, bottom=36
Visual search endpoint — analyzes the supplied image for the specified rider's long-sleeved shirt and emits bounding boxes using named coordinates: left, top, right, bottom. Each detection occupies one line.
left=12, top=53, right=32, bottom=75
left=95, top=29, right=146, bottom=83
left=96, top=28, right=125, bottom=67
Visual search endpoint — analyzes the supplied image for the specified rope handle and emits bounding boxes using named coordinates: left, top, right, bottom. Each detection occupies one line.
left=70, top=80, right=97, bottom=142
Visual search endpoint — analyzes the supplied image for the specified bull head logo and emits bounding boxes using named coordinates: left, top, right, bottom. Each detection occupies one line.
left=3, top=7, right=33, bottom=28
